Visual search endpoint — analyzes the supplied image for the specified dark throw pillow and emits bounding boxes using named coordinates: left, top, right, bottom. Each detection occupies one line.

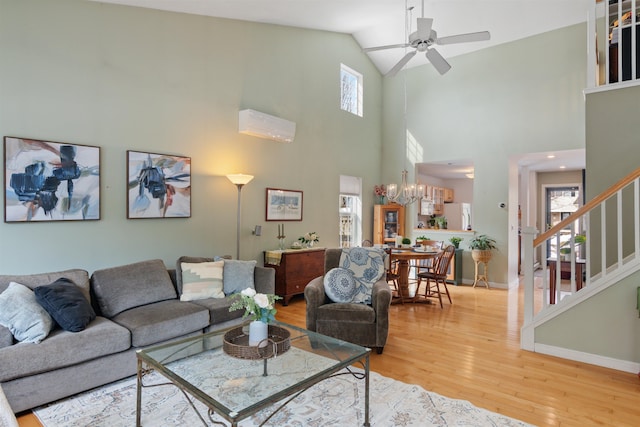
left=34, top=278, right=96, bottom=332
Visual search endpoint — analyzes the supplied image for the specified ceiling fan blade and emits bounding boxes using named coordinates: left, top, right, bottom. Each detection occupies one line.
left=425, top=48, right=451, bottom=75
left=416, top=17, right=433, bottom=40
left=437, top=31, right=490, bottom=45
left=363, top=43, right=410, bottom=53
left=386, top=51, right=417, bottom=77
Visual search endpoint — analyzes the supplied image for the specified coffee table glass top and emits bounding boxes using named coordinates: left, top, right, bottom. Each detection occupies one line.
left=136, top=321, right=370, bottom=424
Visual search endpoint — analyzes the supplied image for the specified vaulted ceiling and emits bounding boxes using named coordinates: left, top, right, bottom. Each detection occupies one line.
left=92, top=0, right=597, bottom=75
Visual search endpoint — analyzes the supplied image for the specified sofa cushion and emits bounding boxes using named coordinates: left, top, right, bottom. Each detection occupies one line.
left=223, top=260, right=256, bottom=295
left=323, top=268, right=357, bottom=303
left=0, top=282, right=54, bottom=344
left=0, top=269, right=91, bottom=302
left=111, top=300, right=209, bottom=347
left=339, top=248, right=386, bottom=304
left=91, top=259, right=177, bottom=318
left=0, top=316, right=130, bottom=383
left=189, top=296, right=245, bottom=325
left=34, top=278, right=96, bottom=332
left=316, top=303, right=376, bottom=323
left=0, top=325, right=12, bottom=349
left=179, top=261, right=225, bottom=301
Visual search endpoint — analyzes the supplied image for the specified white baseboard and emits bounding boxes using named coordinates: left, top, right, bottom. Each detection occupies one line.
left=534, top=343, right=640, bottom=374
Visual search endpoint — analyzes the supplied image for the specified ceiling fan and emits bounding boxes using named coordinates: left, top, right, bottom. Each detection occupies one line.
left=363, top=4, right=490, bottom=77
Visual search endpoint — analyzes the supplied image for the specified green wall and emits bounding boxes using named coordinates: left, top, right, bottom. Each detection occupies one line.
left=534, top=81, right=640, bottom=363
left=382, top=24, right=588, bottom=284
left=0, top=0, right=383, bottom=274
left=535, top=270, right=640, bottom=362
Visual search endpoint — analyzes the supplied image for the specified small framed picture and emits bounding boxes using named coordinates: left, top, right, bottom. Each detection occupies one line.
left=266, top=188, right=303, bottom=221
left=4, top=136, right=100, bottom=222
left=127, top=150, right=191, bottom=219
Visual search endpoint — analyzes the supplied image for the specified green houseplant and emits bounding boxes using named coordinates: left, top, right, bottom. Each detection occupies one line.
left=559, top=234, right=586, bottom=260
left=449, top=236, right=463, bottom=249
left=415, top=235, right=429, bottom=245
left=469, top=234, right=497, bottom=263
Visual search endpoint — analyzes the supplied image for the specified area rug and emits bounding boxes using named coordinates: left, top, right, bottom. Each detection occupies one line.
left=35, top=364, right=533, bottom=427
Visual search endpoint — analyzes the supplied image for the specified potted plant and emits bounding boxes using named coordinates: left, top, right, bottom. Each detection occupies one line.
left=559, top=234, right=586, bottom=260
left=469, top=234, right=497, bottom=263
left=428, top=216, right=436, bottom=228
left=415, top=235, right=429, bottom=245
left=449, top=236, right=463, bottom=249
left=435, top=216, right=447, bottom=229
left=401, top=237, right=412, bottom=248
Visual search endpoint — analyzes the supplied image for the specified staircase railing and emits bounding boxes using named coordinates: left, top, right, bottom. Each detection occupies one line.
left=521, top=167, right=640, bottom=350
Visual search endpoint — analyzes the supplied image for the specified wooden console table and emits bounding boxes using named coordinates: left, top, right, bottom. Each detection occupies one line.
left=547, top=258, right=585, bottom=304
left=264, top=248, right=325, bottom=305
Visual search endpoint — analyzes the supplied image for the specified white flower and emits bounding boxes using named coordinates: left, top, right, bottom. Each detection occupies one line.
left=254, top=293, right=270, bottom=309
left=241, top=288, right=256, bottom=297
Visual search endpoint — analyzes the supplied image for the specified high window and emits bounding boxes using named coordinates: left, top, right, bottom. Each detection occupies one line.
left=340, top=64, right=363, bottom=117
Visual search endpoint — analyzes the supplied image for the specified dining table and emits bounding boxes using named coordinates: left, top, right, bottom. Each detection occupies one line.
left=389, top=247, right=440, bottom=304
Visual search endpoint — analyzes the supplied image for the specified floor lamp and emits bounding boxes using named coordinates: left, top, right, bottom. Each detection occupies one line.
left=226, top=174, right=254, bottom=260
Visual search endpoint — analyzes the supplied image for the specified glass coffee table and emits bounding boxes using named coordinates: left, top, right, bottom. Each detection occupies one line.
left=135, top=321, right=370, bottom=426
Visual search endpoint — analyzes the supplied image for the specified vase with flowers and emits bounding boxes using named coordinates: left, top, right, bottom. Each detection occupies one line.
left=299, top=232, right=319, bottom=248
left=374, top=185, right=387, bottom=205
left=229, top=288, right=281, bottom=347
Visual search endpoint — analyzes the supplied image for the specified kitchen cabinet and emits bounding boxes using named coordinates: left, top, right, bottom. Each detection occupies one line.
left=444, top=188, right=454, bottom=203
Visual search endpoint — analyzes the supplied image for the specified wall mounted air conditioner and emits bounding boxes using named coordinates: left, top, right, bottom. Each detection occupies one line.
left=238, top=109, right=296, bottom=143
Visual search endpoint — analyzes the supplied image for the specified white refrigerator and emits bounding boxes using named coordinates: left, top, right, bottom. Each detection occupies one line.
left=443, top=203, right=471, bottom=230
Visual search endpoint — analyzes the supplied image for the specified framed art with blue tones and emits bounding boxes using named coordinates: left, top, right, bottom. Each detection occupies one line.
left=126, top=150, right=191, bottom=219
left=4, top=136, right=100, bottom=222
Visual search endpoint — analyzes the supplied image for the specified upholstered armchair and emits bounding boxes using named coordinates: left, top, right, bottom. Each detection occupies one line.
left=304, top=248, right=392, bottom=354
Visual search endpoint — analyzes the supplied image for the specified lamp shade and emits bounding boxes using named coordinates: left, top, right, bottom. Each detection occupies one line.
left=226, top=174, right=254, bottom=186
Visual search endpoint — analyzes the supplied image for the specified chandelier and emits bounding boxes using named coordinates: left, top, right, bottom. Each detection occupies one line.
left=386, top=4, right=425, bottom=208
left=387, top=170, right=424, bottom=206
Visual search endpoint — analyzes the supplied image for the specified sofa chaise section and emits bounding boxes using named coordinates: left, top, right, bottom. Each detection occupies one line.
left=0, top=269, right=133, bottom=413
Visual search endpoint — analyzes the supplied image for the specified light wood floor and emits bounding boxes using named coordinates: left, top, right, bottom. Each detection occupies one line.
left=18, top=283, right=640, bottom=427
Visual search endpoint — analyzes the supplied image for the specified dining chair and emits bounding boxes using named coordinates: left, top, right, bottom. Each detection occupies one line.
left=384, top=248, right=402, bottom=302
left=410, top=240, right=443, bottom=279
left=416, top=244, right=455, bottom=308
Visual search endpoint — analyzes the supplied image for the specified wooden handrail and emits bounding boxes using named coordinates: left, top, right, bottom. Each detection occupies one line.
left=534, top=167, right=640, bottom=246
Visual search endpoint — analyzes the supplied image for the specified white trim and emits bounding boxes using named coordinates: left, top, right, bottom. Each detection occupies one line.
left=584, top=79, right=640, bottom=95
left=529, top=253, right=640, bottom=328
left=534, top=343, right=640, bottom=374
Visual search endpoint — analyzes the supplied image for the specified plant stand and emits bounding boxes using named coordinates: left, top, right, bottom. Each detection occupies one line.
left=473, top=259, right=489, bottom=288
left=471, top=249, right=492, bottom=289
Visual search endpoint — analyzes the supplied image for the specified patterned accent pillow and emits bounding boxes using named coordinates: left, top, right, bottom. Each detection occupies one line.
left=323, top=268, right=357, bottom=303
left=0, top=282, right=54, bottom=343
left=180, top=261, right=225, bottom=301
left=339, top=248, right=386, bottom=304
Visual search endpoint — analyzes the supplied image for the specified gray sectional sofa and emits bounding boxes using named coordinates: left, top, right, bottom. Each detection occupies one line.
left=0, top=257, right=274, bottom=414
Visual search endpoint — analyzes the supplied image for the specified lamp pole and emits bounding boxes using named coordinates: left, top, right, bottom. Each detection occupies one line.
left=226, top=174, right=254, bottom=260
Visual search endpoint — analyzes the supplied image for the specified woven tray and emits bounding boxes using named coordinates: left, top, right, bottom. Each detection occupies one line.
left=223, top=324, right=291, bottom=360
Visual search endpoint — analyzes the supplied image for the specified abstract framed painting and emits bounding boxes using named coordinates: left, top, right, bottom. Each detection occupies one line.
left=4, top=136, right=100, bottom=222
left=126, top=150, right=191, bottom=219
left=265, top=187, right=303, bottom=221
